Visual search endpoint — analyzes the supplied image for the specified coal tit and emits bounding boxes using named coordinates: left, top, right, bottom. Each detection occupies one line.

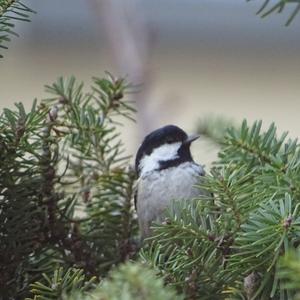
left=135, top=125, right=206, bottom=239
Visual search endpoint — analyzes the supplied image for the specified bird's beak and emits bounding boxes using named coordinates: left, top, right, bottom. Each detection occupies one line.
left=184, top=134, right=200, bottom=144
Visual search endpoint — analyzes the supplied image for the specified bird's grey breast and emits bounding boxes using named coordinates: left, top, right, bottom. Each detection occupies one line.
left=136, top=161, right=205, bottom=238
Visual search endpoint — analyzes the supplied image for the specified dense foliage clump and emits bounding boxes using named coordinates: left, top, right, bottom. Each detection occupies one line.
left=0, top=74, right=138, bottom=299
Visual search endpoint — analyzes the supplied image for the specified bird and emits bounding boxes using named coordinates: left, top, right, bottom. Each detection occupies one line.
left=135, top=124, right=206, bottom=240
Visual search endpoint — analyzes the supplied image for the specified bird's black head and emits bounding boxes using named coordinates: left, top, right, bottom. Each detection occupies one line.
left=135, top=125, right=199, bottom=176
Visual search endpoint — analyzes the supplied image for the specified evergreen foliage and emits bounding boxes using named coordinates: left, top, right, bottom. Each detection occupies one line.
left=278, top=249, right=300, bottom=299
left=0, top=0, right=34, bottom=57
left=26, top=267, right=96, bottom=300
left=0, top=74, right=137, bottom=299
left=62, top=262, right=183, bottom=300
left=3, top=83, right=300, bottom=299
left=2, top=2, right=300, bottom=300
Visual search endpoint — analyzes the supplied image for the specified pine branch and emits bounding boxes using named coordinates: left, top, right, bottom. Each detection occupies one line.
left=26, top=267, right=96, bottom=300
left=203, top=166, right=260, bottom=233
left=219, top=120, right=300, bottom=201
left=0, top=100, right=54, bottom=299
left=248, top=0, right=300, bottom=25
left=0, top=0, right=35, bottom=57
left=0, top=74, right=138, bottom=299
left=43, top=74, right=138, bottom=274
left=65, top=262, right=183, bottom=300
left=141, top=199, right=226, bottom=299
left=278, top=249, right=300, bottom=299
left=224, top=194, right=300, bottom=299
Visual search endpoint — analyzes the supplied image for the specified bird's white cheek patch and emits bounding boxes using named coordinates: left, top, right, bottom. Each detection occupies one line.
left=139, top=142, right=181, bottom=176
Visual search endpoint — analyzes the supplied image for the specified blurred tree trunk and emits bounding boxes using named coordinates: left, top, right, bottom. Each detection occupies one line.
left=89, top=0, right=155, bottom=138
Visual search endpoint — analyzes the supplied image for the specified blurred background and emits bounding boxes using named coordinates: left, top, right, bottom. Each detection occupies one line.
left=1, top=0, right=300, bottom=166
